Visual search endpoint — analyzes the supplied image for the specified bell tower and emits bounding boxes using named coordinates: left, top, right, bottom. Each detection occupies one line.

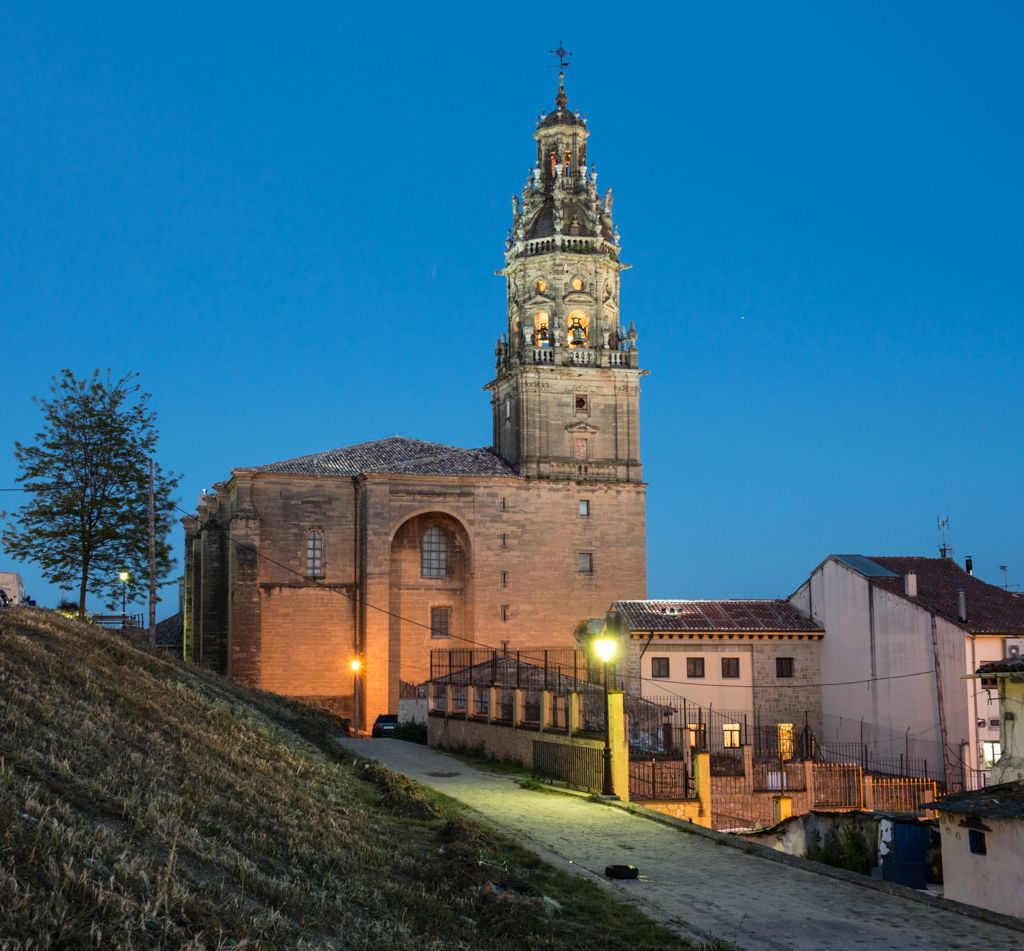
left=487, top=59, right=646, bottom=483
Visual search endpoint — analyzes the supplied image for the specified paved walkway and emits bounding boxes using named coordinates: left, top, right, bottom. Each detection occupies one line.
left=338, top=738, right=1023, bottom=951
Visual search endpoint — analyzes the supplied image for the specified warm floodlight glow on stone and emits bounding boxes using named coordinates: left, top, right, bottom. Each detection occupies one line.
left=593, top=637, right=616, bottom=663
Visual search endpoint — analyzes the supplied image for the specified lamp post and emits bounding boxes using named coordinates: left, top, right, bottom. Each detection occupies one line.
left=350, top=658, right=362, bottom=736
left=118, top=571, right=130, bottom=626
left=593, top=636, right=618, bottom=797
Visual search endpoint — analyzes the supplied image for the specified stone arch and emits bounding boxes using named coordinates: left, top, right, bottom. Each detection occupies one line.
left=388, top=512, right=474, bottom=694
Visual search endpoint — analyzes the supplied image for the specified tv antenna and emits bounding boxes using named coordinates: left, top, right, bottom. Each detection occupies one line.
left=937, top=517, right=954, bottom=559
left=999, top=565, right=1020, bottom=591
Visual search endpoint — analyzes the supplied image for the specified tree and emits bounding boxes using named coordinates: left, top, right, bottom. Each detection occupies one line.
left=1, top=370, right=181, bottom=617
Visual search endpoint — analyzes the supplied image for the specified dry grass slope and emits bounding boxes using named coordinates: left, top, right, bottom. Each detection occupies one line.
left=0, top=608, right=702, bottom=950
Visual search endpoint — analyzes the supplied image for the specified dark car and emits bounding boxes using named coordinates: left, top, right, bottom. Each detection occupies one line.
left=371, top=714, right=399, bottom=738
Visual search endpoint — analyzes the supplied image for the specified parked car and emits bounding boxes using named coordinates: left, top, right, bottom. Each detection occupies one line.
left=371, top=714, right=399, bottom=738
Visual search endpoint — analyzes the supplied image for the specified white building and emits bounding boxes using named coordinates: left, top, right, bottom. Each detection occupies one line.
left=788, top=555, right=1024, bottom=789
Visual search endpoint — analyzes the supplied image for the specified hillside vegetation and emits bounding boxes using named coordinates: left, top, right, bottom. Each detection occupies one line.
left=0, top=608, right=698, bottom=950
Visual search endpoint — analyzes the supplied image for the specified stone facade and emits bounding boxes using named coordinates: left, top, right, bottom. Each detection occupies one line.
left=183, top=74, right=648, bottom=728
left=608, top=599, right=824, bottom=739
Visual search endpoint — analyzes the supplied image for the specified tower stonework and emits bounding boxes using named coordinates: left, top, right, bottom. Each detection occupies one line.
left=488, top=70, right=646, bottom=483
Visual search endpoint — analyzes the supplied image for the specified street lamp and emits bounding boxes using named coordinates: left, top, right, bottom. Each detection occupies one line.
left=593, top=636, right=618, bottom=797
left=350, top=658, right=362, bottom=736
left=118, top=571, right=130, bottom=625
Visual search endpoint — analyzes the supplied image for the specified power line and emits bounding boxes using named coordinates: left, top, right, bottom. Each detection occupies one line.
left=176, top=503, right=946, bottom=691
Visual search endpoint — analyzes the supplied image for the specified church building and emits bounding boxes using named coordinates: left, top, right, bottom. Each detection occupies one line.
left=182, top=68, right=648, bottom=726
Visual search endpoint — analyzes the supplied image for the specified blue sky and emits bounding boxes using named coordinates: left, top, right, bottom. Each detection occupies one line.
left=1, top=2, right=1022, bottom=615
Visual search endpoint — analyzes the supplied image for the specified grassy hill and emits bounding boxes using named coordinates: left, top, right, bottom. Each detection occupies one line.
left=0, top=608, right=705, bottom=950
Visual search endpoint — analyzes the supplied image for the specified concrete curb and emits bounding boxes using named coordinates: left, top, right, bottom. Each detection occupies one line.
left=603, top=796, right=1024, bottom=935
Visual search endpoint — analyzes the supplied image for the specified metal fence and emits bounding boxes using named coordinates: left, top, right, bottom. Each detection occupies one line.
left=533, top=740, right=603, bottom=794
left=431, top=647, right=605, bottom=691
left=815, top=741, right=933, bottom=781
left=629, top=757, right=694, bottom=801
left=814, top=763, right=864, bottom=808
left=870, top=778, right=938, bottom=814
left=752, top=757, right=808, bottom=792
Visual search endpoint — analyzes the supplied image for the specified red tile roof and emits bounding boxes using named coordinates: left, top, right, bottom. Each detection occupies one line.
left=235, top=436, right=519, bottom=479
left=857, top=556, right=1024, bottom=635
left=613, top=600, right=822, bottom=633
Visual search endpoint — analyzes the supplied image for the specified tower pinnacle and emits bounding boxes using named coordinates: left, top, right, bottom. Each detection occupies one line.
left=549, top=42, right=571, bottom=109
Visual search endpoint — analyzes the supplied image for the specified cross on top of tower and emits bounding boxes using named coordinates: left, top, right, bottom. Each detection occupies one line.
left=549, top=42, right=572, bottom=71
left=549, top=42, right=572, bottom=109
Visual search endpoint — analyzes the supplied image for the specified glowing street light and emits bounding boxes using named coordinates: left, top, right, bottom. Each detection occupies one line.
left=118, top=570, right=130, bottom=625
left=593, top=636, right=618, bottom=797
left=351, top=658, right=362, bottom=737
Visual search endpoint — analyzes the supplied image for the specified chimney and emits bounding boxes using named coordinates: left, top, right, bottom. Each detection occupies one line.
left=905, top=572, right=918, bottom=597
left=965, top=555, right=974, bottom=576
left=958, top=588, right=968, bottom=622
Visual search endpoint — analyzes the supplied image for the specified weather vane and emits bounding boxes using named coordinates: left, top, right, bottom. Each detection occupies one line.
left=549, top=42, right=572, bottom=71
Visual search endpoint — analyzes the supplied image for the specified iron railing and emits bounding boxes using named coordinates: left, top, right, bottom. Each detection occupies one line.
left=629, top=757, right=694, bottom=801
left=533, top=740, right=603, bottom=794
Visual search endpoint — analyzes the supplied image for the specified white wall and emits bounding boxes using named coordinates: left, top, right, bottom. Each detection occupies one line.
left=794, top=559, right=944, bottom=771
left=635, top=640, right=753, bottom=722
left=938, top=814, right=1024, bottom=918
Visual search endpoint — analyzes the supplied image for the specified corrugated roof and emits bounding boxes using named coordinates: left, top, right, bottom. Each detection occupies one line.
left=235, top=436, right=519, bottom=479
left=614, top=600, right=823, bottom=633
left=836, top=556, right=1024, bottom=635
left=923, top=780, right=1024, bottom=819
left=975, top=655, right=1024, bottom=676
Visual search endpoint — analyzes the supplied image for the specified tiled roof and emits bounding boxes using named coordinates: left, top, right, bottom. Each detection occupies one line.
left=922, top=780, right=1024, bottom=819
left=839, top=556, right=1024, bottom=635
left=975, top=655, right=1024, bottom=676
left=614, top=600, right=823, bottom=633
left=236, top=436, right=519, bottom=479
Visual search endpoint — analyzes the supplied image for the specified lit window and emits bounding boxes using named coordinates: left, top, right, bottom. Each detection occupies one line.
left=306, top=531, right=323, bottom=577
left=722, top=657, right=740, bottom=678
left=430, top=607, right=450, bottom=638
left=421, top=527, right=448, bottom=579
left=577, top=552, right=594, bottom=573
left=571, top=277, right=584, bottom=291
left=778, top=723, right=795, bottom=759
left=578, top=499, right=590, bottom=516
left=651, top=657, right=669, bottom=678
left=968, top=830, right=987, bottom=855
left=686, top=657, right=705, bottom=679
left=687, top=722, right=707, bottom=750
left=723, top=723, right=741, bottom=748
left=536, top=278, right=547, bottom=292
left=982, top=741, right=1001, bottom=768
left=776, top=657, right=794, bottom=678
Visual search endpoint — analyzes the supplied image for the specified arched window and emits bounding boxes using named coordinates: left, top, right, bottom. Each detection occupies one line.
left=421, top=527, right=448, bottom=579
left=306, top=530, right=323, bottom=578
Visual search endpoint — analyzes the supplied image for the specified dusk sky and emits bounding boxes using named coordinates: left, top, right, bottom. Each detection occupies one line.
left=2, top=2, right=1021, bottom=616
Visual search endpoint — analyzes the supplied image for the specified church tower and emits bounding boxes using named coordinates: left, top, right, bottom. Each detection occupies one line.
left=488, top=64, right=646, bottom=482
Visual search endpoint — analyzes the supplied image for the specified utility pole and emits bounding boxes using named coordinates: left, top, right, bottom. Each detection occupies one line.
left=148, top=458, right=156, bottom=653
